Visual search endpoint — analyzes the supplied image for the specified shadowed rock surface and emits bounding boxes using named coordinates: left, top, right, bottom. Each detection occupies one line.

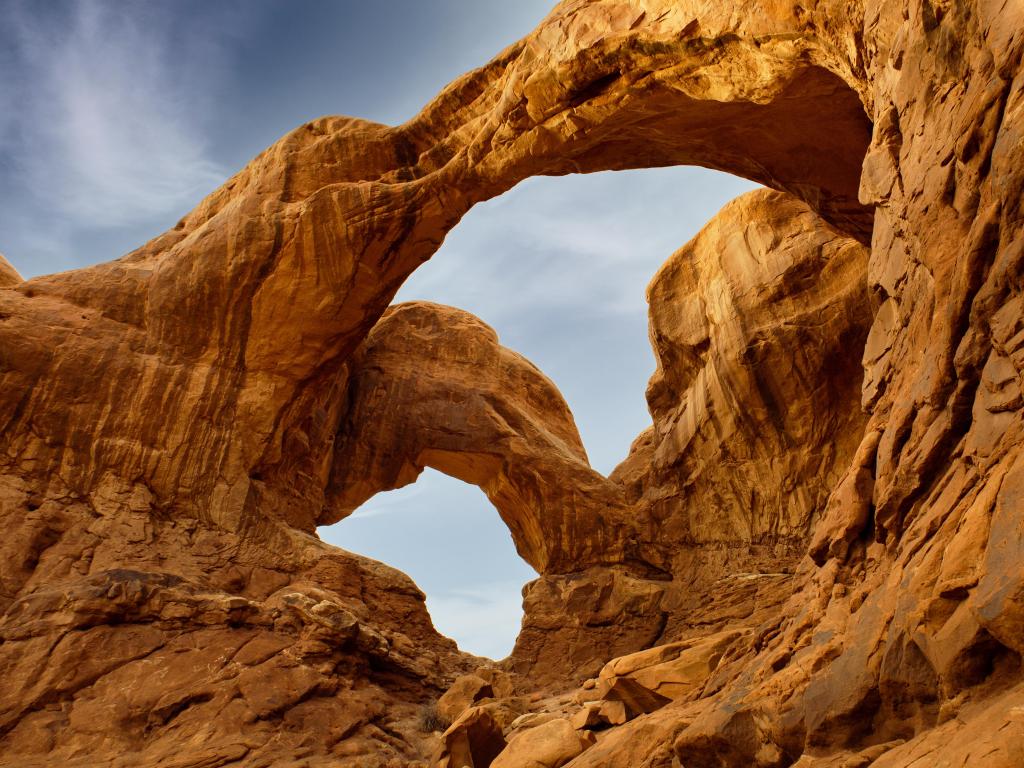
left=1, top=0, right=1022, bottom=765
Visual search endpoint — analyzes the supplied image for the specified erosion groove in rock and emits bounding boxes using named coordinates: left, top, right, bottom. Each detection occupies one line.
left=0, top=0, right=1022, bottom=765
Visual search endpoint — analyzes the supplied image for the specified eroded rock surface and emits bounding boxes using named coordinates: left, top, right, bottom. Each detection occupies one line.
left=1, top=0, right=1022, bottom=765
left=615, top=188, right=872, bottom=646
left=0, top=504, right=474, bottom=765
left=621, top=190, right=870, bottom=554
left=0, top=254, right=20, bottom=287
left=327, top=301, right=632, bottom=575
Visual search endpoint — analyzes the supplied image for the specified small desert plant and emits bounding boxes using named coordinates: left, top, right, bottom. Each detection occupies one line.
left=418, top=702, right=451, bottom=733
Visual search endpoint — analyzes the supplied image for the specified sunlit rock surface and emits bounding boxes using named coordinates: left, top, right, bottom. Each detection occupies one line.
left=326, top=301, right=632, bottom=576
left=1, top=0, right=1022, bottom=765
left=0, top=254, right=20, bottom=287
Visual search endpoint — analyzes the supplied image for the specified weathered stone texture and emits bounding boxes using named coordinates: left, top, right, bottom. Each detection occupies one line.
left=1, top=0, right=1022, bottom=765
left=0, top=254, right=20, bottom=287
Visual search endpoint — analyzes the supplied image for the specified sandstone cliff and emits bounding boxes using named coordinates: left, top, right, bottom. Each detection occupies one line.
left=1, top=0, right=1022, bottom=766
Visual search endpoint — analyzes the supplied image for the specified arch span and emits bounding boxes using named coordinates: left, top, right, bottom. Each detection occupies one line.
left=324, top=188, right=872, bottom=684
left=326, top=302, right=633, bottom=576
left=0, top=1, right=873, bottom=544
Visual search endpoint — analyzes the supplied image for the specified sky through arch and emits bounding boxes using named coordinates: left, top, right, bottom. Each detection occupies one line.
left=0, top=0, right=757, bottom=657
left=319, top=469, right=536, bottom=660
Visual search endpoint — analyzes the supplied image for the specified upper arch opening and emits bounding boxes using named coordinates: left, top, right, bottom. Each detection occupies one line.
left=5, top=1, right=877, bottom=555
left=392, top=167, right=759, bottom=475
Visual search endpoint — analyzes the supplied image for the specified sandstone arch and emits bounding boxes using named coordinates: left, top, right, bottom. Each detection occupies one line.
left=320, top=189, right=873, bottom=687
left=2, top=0, right=1023, bottom=764
left=324, top=189, right=873, bottom=583
left=325, top=302, right=633, bottom=575
left=0, top=1, right=874, bottom=540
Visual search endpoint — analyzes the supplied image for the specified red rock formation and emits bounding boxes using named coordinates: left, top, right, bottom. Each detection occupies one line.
left=0, top=254, right=20, bottom=287
left=614, top=189, right=872, bottom=646
left=1, top=0, right=1022, bottom=765
left=0, top=0, right=874, bottom=546
left=326, top=301, right=632, bottom=576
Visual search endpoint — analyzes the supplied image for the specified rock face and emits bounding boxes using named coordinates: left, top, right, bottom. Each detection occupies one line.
left=613, top=189, right=872, bottom=646
left=622, top=191, right=870, bottom=557
left=0, top=254, right=20, bottom=287
left=0, top=481, right=481, bottom=765
left=1, top=0, right=1022, bottom=766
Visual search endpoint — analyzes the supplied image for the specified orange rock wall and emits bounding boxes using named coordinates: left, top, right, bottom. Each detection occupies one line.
left=0, top=0, right=1022, bottom=765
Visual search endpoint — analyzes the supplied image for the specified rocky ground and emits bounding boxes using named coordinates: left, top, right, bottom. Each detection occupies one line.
left=1, top=0, right=1022, bottom=765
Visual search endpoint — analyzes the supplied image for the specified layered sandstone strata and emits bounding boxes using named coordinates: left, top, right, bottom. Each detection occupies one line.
left=0, top=0, right=1022, bottom=766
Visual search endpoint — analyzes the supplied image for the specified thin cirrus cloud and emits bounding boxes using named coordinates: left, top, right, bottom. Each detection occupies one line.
left=399, top=169, right=757, bottom=325
left=1, top=1, right=237, bottom=273
left=396, top=167, right=758, bottom=474
left=345, top=483, right=427, bottom=520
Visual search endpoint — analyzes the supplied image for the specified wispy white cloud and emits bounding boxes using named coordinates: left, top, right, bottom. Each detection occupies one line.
left=398, top=169, right=758, bottom=323
left=395, top=168, right=758, bottom=474
left=2, top=0, right=237, bottom=272
left=426, top=581, right=527, bottom=660
left=346, top=482, right=426, bottom=520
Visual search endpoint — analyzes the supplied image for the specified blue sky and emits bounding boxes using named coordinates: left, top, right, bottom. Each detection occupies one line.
left=1, top=1, right=755, bottom=659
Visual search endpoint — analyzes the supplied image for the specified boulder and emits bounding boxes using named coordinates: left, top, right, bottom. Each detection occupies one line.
left=430, top=707, right=507, bottom=768
left=598, top=630, right=748, bottom=700
left=438, top=674, right=496, bottom=723
left=491, top=718, right=593, bottom=768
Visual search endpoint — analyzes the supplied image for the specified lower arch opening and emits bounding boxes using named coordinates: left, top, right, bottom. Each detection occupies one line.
left=318, top=467, right=537, bottom=660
